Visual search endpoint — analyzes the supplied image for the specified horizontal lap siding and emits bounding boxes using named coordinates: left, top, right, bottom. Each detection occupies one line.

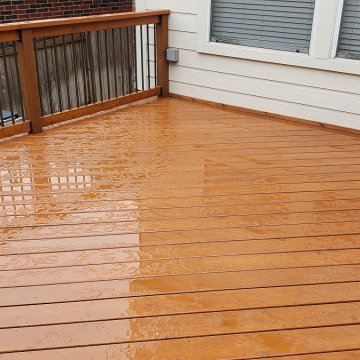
left=139, top=0, right=360, bottom=130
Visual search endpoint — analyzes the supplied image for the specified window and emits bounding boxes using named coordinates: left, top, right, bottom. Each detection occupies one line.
left=210, top=0, right=317, bottom=54
left=337, top=0, right=360, bottom=59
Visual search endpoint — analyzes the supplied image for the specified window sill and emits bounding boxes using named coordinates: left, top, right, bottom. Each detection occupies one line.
left=197, top=41, right=360, bottom=76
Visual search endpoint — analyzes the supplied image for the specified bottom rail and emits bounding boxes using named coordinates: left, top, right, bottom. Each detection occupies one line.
left=0, top=122, right=30, bottom=141
left=41, top=87, right=161, bottom=128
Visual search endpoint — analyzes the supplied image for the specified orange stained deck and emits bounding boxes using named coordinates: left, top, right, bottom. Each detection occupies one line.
left=1, top=97, right=360, bottom=359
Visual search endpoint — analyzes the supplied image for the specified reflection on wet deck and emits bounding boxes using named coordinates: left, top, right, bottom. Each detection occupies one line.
left=1, top=97, right=360, bottom=359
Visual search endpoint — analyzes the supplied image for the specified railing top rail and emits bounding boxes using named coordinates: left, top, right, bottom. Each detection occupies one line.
left=0, top=10, right=170, bottom=33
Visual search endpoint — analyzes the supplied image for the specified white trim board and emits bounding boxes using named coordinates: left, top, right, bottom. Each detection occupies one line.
left=331, top=0, right=345, bottom=58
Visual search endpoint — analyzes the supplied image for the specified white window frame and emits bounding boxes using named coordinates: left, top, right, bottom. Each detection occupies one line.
left=197, top=0, right=360, bottom=75
left=330, top=0, right=345, bottom=58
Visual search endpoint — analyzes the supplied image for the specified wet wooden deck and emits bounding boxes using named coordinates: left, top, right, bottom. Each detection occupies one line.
left=1, top=97, right=360, bottom=359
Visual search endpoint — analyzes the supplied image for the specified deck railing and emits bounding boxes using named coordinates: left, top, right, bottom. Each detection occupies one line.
left=0, top=10, right=169, bottom=140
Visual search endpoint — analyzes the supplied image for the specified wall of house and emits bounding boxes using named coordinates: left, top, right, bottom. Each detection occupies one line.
left=0, top=0, right=133, bottom=23
left=137, top=0, right=360, bottom=130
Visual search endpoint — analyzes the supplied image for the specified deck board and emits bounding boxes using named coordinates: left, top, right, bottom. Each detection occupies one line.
left=1, top=97, right=360, bottom=358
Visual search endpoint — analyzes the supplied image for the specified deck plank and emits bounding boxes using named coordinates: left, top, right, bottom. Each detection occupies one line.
left=0, top=234, right=359, bottom=259
left=3, top=199, right=360, bottom=228
left=1, top=303, right=360, bottom=352
left=1, top=282, right=360, bottom=328
left=2, top=189, right=360, bottom=217
left=1, top=326, right=360, bottom=358
left=1, top=244, right=360, bottom=272
left=1, top=97, right=360, bottom=358
left=1, top=264, right=360, bottom=307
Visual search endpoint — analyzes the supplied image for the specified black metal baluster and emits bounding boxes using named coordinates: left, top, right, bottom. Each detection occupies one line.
left=134, top=26, right=138, bottom=92
left=79, top=32, right=88, bottom=104
left=43, top=37, right=54, bottom=114
left=119, top=28, right=125, bottom=96
left=0, top=102, right=4, bottom=126
left=146, top=24, right=150, bottom=89
left=104, top=29, right=111, bottom=100
left=140, top=25, right=144, bottom=91
left=52, top=36, right=63, bottom=112
left=0, top=71, right=4, bottom=126
left=126, top=27, right=132, bottom=94
left=13, top=42, right=25, bottom=121
left=71, top=33, right=80, bottom=108
left=153, top=24, right=157, bottom=86
left=96, top=30, right=103, bottom=101
left=62, top=35, right=71, bottom=110
left=34, top=39, right=44, bottom=116
left=87, top=32, right=97, bottom=103
left=83, top=32, right=92, bottom=104
left=111, top=28, right=118, bottom=98
left=1, top=42, right=15, bottom=124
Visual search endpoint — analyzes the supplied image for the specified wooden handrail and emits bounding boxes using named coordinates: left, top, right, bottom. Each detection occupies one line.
left=0, top=31, right=19, bottom=42
left=0, top=10, right=170, bottom=138
left=0, top=10, right=170, bottom=32
left=31, top=15, right=161, bottom=37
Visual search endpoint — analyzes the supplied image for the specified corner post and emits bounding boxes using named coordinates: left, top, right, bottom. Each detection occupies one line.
left=156, top=14, right=169, bottom=97
left=17, top=29, right=43, bottom=134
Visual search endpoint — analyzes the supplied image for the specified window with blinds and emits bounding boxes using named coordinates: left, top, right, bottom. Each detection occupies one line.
left=337, top=0, right=360, bottom=59
left=210, top=0, right=316, bottom=54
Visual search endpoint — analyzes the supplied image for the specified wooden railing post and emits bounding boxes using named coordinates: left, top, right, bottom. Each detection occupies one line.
left=17, top=29, right=43, bottom=134
left=156, top=14, right=169, bottom=97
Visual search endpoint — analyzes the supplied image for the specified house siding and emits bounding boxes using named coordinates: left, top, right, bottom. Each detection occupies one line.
left=137, top=0, right=360, bottom=130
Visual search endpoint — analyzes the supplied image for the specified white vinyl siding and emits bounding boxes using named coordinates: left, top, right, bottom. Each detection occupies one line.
left=210, top=0, right=316, bottom=53
left=337, top=0, right=360, bottom=59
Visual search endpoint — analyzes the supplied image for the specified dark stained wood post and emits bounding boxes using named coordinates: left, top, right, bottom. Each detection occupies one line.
left=17, top=29, right=43, bottom=134
left=156, top=14, right=169, bottom=97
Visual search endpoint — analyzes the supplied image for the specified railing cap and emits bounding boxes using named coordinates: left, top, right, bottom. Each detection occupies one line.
left=0, top=10, right=170, bottom=32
